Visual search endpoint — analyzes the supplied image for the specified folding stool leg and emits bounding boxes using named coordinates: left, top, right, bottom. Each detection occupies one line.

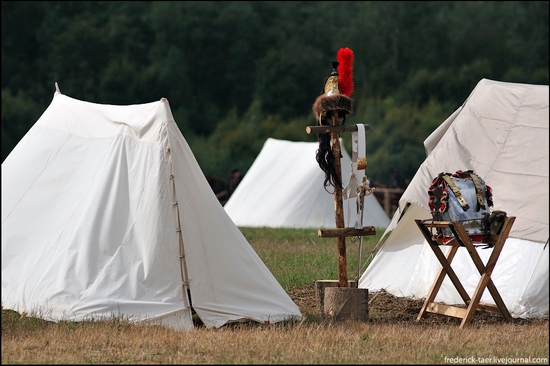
left=451, top=219, right=515, bottom=326
left=416, top=244, right=461, bottom=320
left=415, top=220, right=471, bottom=321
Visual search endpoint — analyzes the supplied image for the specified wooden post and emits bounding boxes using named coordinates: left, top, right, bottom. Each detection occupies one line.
left=373, top=187, right=403, bottom=218
left=328, top=111, right=348, bottom=288
left=306, top=120, right=375, bottom=289
left=383, top=189, right=391, bottom=217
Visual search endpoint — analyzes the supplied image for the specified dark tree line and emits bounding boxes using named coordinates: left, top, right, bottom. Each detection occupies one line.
left=2, top=1, right=548, bottom=186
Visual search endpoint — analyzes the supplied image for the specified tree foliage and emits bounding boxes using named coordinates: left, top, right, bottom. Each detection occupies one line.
left=2, top=1, right=548, bottom=185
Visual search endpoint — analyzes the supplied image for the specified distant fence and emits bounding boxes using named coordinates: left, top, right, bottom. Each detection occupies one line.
left=372, top=188, right=404, bottom=218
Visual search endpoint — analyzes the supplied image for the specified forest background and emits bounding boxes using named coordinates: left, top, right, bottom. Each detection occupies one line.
left=2, top=1, right=548, bottom=187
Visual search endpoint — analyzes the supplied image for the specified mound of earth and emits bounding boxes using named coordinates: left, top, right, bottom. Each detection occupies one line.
left=288, top=284, right=543, bottom=326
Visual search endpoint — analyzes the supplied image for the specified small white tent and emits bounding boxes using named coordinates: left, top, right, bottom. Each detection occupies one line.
left=224, top=138, right=390, bottom=229
left=359, top=79, right=549, bottom=319
left=1, top=91, right=302, bottom=330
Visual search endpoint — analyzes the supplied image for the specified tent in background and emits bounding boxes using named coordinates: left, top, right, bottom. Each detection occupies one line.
left=224, top=138, right=390, bottom=229
left=359, top=79, right=549, bottom=319
left=1, top=91, right=302, bottom=331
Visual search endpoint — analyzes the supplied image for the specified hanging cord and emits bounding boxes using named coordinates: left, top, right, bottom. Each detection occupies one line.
left=359, top=203, right=414, bottom=275
left=353, top=177, right=366, bottom=281
left=354, top=175, right=376, bottom=281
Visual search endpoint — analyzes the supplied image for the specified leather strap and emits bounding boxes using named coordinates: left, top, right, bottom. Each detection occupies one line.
left=441, top=174, right=469, bottom=210
left=343, top=124, right=366, bottom=228
left=468, top=171, right=486, bottom=210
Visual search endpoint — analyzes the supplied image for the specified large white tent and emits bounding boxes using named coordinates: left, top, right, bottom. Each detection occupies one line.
left=224, top=138, right=390, bottom=229
left=1, top=91, right=302, bottom=330
left=359, top=79, right=549, bottom=319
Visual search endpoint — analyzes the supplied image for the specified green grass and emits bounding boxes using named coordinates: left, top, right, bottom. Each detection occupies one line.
left=239, top=227, right=384, bottom=290
left=2, top=227, right=547, bottom=365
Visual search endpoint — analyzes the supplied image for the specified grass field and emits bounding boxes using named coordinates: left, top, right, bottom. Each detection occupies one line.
left=2, top=227, right=548, bottom=364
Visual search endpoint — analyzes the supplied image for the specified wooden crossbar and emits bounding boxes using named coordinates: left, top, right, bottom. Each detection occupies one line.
left=318, top=226, right=376, bottom=238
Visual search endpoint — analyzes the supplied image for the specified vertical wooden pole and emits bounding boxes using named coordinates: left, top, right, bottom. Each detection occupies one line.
left=384, top=190, right=391, bottom=218
left=329, top=111, right=348, bottom=287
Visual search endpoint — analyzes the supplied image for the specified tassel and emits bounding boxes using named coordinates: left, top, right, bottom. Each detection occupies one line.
left=337, top=47, right=354, bottom=97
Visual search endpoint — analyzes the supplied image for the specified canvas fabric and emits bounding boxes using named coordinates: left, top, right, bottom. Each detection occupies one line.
left=224, top=138, right=390, bottom=229
left=359, top=79, right=549, bottom=319
left=2, top=92, right=302, bottom=330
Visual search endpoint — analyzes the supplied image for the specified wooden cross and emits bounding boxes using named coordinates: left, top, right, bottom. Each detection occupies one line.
left=306, top=112, right=375, bottom=287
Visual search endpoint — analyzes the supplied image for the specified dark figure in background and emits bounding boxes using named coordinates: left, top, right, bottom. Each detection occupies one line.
left=225, top=168, right=242, bottom=202
left=206, top=175, right=228, bottom=203
left=211, top=168, right=243, bottom=206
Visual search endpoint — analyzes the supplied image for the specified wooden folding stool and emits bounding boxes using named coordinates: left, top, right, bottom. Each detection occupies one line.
left=414, top=216, right=515, bottom=328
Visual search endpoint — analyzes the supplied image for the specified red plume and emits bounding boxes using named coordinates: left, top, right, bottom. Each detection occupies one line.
left=337, top=47, right=354, bottom=97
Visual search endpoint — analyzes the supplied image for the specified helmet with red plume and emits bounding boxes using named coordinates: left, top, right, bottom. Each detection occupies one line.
left=313, top=48, right=355, bottom=191
left=312, top=48, right=354, bottom=126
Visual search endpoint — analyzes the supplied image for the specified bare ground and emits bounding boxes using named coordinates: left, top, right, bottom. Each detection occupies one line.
left=3, top=284, right=546, bottom=329
left=287, top=283, right=548, bottom=326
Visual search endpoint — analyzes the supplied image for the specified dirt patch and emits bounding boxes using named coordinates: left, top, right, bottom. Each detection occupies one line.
left=288, top=284, right=546, bottom=326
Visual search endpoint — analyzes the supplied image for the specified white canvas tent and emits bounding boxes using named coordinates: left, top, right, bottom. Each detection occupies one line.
left=224, top=138, right=390, bottom=229
left=1, top=91, right=302, bottom=331
left=359, top=79, right=549, bottom=319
